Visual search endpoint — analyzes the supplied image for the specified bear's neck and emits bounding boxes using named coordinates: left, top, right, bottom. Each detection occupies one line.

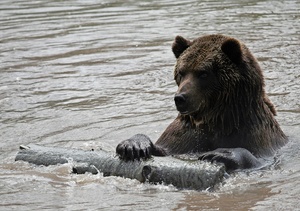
left=192, top=94, right=269, bottom=134
left=183, top=97, right=287, bottom=156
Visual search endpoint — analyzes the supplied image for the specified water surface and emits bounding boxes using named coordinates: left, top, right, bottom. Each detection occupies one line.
left=1, top=0, right=299, bottom=210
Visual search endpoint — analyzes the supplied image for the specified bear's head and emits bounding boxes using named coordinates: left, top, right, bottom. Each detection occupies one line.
left=172, top=34, right=276, bottom=133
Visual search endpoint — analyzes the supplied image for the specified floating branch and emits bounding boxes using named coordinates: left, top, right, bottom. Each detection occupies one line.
left=15, top=144, right=225, bottom=190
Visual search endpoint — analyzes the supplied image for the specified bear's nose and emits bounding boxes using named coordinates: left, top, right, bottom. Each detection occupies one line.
left=174, top=93, right=187, bottom=110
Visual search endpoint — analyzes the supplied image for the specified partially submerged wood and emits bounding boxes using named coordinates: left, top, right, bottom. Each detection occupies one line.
left=15, top=144, right=226, bottom=190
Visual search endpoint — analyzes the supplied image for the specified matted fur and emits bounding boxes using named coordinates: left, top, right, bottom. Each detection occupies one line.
left=156, top=34, right=287, bottom=157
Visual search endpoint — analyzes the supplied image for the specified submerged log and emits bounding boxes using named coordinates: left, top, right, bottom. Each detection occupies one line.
left=15, top=144, right=226, bottom=190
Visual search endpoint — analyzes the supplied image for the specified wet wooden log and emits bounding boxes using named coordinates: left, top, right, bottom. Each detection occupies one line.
left=15, top=144, right=226, bottom=190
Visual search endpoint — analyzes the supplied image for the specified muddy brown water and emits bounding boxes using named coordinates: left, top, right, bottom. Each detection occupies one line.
left=1, top=0, right=299, bottom=210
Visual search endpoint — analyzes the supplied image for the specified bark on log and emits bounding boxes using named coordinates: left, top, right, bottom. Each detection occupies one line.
left=15, top=144, right=226, bottom=190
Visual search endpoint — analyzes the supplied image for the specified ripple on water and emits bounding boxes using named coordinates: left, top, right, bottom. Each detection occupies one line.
left=0, top=0, right=299, bottom=210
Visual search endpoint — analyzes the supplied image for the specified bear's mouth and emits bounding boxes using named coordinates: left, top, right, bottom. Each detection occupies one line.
left=176, top=107, right=193, bottom=115
left=178, top=110, right=190, bottom=115
left=178, top=109, right=199, bottom=116
left=177, top=106, right=204, bottom=120
left=175, top=101, right=199, bottom=115
left=179, top=110, right=205, bottom=127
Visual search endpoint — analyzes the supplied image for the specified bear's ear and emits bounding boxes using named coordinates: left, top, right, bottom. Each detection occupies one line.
left=172, top=36, right=191, bottom=58
left=221, top=38, right=243, bottom=64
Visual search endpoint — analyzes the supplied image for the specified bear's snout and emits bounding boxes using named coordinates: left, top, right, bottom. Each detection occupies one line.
left=174, top=93, right=188, bottom=113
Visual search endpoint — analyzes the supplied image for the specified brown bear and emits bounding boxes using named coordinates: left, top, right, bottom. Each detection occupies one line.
left=116, top=34, right=288, bottom=172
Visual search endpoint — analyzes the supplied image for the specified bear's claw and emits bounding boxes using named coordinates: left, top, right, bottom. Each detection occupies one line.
left=198, top=148, right=262, bottom=172
left=116, top=134, right=154, bottom=161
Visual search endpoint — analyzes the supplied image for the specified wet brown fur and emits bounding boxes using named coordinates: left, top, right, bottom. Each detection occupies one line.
left=156, top=34, right=287, bottom=157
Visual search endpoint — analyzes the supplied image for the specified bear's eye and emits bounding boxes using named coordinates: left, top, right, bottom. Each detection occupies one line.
left=175, top=71, right=184, bottom=84
left=198, top=71, right=209, bottom=78
left=176, top=73, right=182, bottom=83
left=178, top=71, right=184, bottom=77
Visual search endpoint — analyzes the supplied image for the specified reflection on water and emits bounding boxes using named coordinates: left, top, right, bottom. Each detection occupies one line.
left=0, top=0, right=299, bottom=210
